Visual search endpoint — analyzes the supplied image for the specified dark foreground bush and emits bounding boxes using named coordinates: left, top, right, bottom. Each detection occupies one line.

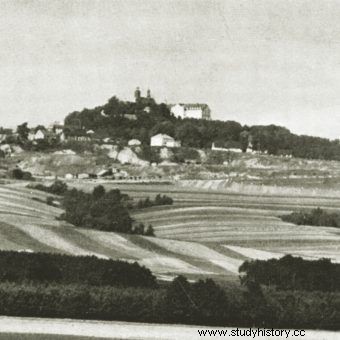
left=0, top=251, right=157, bottom=288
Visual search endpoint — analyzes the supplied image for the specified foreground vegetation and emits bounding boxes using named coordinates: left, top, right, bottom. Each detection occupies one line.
left=0, top=276, right=338, bottom=330
left=0, top=252, right=338, bottom=329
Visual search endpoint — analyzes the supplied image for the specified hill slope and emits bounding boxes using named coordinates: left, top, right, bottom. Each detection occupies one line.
left=1, top=182, right=340, bottom=283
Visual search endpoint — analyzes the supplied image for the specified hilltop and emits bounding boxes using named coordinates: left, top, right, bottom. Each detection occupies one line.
left=63, top=91, right=340, bottom=161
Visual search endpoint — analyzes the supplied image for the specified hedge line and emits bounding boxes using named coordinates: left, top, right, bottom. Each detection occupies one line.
left=0, top=280, right=339, bottom=330
left=0, top=251, right=156, bottom=288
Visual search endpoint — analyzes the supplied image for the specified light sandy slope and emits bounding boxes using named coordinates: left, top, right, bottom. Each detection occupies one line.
left=225, top=245, right=340, bottom=263
left=224, top=245, right=284, bottom=261
left=0, top=316, right=337, bottom=340
left=146, top=237, right=242, bottom=274
left=80, top=229, right=209, bottom=274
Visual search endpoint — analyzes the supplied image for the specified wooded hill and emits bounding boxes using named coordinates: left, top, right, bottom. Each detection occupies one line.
left=64, top=95, right=340, bottom=161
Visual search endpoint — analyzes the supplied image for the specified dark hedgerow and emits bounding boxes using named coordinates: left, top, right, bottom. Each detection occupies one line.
left=0, top=275, right=338, bottom=329
left=0, top=251, right=157, bottom=288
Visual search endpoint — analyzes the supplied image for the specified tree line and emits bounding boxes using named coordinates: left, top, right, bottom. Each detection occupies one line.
left=0, top=251, right=156, bottom=288
left=0, top=274, right=338, bottom=329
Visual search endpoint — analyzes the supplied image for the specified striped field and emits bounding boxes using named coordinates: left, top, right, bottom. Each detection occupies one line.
left=0, top=182, right=340, bottom=281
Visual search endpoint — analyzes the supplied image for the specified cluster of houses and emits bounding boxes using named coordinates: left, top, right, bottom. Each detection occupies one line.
left=28, top=123, right=65, bottom=143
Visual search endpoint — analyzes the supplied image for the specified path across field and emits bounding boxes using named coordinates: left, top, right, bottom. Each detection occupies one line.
left=0, top=316, right=338, bottom=340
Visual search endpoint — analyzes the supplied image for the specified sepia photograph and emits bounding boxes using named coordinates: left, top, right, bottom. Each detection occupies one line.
left=0, top=0, right=340, bottom=339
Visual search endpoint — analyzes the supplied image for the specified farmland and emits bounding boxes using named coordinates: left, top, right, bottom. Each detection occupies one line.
left=0, top=180, right=340, bottom=281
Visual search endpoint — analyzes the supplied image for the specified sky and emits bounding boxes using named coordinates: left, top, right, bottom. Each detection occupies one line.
left=1, top=0, right=340, bottom=139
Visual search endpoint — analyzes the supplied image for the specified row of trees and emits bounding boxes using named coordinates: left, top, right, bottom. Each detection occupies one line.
left=0, top=251, right=157, bottom=288
left=136, top=194, right=173, bottom=209
left=281, top=207, right=340, bottom=229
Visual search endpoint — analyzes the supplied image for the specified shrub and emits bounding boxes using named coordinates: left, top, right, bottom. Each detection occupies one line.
left=136, top=194, right=173, bottom=209
left=10, top=168, right=33, bottom=181
left=46, top=196, right=54, bottom=206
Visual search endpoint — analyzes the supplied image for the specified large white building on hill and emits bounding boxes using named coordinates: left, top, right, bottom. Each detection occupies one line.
left=170, top=103, right=211, bottom=120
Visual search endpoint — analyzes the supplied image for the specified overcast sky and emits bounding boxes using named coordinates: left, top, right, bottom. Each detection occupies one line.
left=1, top=0, right=340, bottom=138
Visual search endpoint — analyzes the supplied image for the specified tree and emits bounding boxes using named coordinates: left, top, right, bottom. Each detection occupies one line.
left=150, top=121, right=175, bottom=137
left=145, top=224, right=155, bottom=236
left=240, top=130, right=250, bottom=152
left=92, top=185, right=106, bottom=200
left=175, top=122, right=202, bottom=147
left=17, top=122, right=30, bottom=142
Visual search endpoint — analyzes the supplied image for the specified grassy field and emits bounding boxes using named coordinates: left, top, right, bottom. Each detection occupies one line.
left=90, top=182, right=340, bottom=263
left=0, top=181, right=340, bottom=281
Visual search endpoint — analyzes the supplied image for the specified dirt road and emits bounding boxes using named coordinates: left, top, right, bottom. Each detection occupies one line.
left=0, top=316, right=338, bottom=340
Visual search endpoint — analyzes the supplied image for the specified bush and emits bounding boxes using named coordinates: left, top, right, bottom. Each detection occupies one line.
left=10, top=168, right=33, bottom=180
left=29, top=180, right=68, bottom=195
left=136, top=194, right=173, bottom=209
left=46, top=196, right=54, bottom=206
left=145, top=224, right=155, bottom=236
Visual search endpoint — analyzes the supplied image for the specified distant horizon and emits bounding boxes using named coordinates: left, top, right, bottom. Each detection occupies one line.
left=1, top=1, right=340, bottom=139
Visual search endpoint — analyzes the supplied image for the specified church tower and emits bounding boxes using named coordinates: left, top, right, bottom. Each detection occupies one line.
left=134, top=87, right=141, bottom=102
left=147, top=89, right=151, bottom=99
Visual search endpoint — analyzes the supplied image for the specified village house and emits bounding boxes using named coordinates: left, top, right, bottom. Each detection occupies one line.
left=170, top=103, right=211, bottom=120
left=28, top=129, right=45, bottom=141
left=150, top=134, right=181, bottom=148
